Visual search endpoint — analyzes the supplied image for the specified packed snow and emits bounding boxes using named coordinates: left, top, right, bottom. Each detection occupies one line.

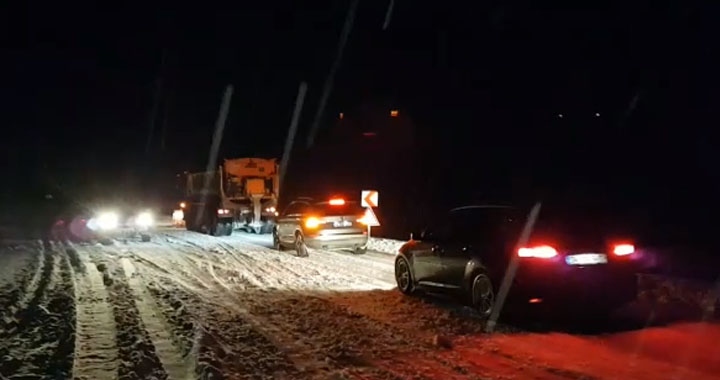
left=0, top=227, right=718, bottom=379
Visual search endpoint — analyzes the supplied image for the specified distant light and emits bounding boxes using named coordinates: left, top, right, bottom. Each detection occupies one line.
left=172, top=210, right=184, bottom=222
left=390, top=109, right=399, bottom=117
left=557, top=113, right=564, bottom=118
left=528, top=298, right=543, bottom=304
left=135, top=211, right=154, bottom=228
left=339, top=112, right=344, bottom=120
left=362, top=132, right=377, bottom=137
left=329, top=198, right=345, bottom=206
left=180, top=202, right=186, bottom=209
left=595, top=112, right=601, bottom=117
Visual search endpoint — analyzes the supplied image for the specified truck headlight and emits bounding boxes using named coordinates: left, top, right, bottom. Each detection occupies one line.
left=135, top=211, right=154, bottom=228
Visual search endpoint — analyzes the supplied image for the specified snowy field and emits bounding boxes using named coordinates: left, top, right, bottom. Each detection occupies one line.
left=0, top=228, right=718, bottom=379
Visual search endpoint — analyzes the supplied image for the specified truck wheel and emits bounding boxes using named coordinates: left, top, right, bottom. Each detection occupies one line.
left=210, top=222, right=224, bottom=237
left=224, top=223, right=233, bottom=236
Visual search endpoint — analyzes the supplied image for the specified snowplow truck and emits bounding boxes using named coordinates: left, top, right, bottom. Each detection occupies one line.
left=184, top=158, right=279, bottom=235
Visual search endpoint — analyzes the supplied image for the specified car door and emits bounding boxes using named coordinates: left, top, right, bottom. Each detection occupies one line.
left=437, top=210, right=483, bottom=287
left=411, top=216, right=451, bottom=286
left=439, top=208, right=518, bottom=287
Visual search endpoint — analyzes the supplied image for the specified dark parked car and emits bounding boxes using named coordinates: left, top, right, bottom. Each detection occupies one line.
left=273, top=197, right=369, bottom=257
left=395, top=205, right=639, bottom=317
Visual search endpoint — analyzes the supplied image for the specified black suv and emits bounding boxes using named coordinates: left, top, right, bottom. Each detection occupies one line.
left=395, top=205, right=639, bottom=317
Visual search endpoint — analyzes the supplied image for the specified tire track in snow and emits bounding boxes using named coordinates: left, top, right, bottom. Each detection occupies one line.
left=45, top=241, right=63, bottom=293
left=0, top=242, right=75, bottom=379
left=164, top=231, right=393, bottom=291
left=13, top=240, right=46, bottom=315
left=210, top=236, right=392, bottom=291
left=128, top=245, right=214, bottom=291
left=71, top=248, right=119, bottom=380
left=216, top=241, right=347, bottom=291
left=159, top=237, right=269, bottom=289
left=86, top=252, right=168, bottom=380
left=0, top=243, right=43, bottom=330
left=148, top=277, right=307, bottom=379
left=121, top=258, right=195, bottom=380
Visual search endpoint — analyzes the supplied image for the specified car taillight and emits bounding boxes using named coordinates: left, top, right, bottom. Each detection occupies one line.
left=613, top=243, right=635, bottom=256
left=305, top=217, right=321, bottom=228
left=329, top=198, right=345, bottom=206
left=217, top=209, right=230, bottom=215
left=518, top=245, right=558, bottom=258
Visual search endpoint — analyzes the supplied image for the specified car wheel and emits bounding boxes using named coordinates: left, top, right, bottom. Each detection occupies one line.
left=471, top=272, right=495, bottom=318
left=273, top=231, right=285, bottom=251
left=354, top=246, right=367, bottom=255
left=395, top=257, right=414, bottom=294
left=295, top=233, right=309, bottom=257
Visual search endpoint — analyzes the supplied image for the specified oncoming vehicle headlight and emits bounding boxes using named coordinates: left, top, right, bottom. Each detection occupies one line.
left=135, top=211, right=154, bottom=228
left=95, top=211, right=119, bottom=231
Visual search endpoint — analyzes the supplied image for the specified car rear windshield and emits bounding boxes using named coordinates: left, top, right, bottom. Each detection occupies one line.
left=312, top=201, right=364, bottom=216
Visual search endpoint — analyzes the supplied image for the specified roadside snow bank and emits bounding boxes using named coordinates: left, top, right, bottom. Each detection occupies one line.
left=367, top=237, right=404, bottom=255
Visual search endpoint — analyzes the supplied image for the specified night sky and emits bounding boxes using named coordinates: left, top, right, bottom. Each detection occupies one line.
left=3, top=1, right=720, bottom=245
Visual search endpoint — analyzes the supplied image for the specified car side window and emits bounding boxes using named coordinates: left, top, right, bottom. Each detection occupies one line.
left=422, top=214, right=453, bottom=241
left=295, top=202, right=310, bottom=215
left=283, top=201, right=310, bottom=217
left=282, top=202, right=298, bottom=217
left=450, top=208, right=518, bottom=244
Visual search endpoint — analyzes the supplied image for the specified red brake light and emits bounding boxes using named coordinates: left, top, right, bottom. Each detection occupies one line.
left=217, top=209, right=230, bottom=215
left=518, top=245, right=558, bottom=258
left=613, top=243, right=635, bottom=256
left=329, top=198, right=345, bottom=206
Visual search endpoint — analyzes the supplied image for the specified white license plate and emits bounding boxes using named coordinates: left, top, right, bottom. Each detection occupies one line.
left=333, top=220, right=352, bottom=227
left=565, top=253, right=608, bottom=265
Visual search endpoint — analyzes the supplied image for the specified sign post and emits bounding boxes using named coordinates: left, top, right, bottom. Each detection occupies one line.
left=360, top=190, right=380, bottom=239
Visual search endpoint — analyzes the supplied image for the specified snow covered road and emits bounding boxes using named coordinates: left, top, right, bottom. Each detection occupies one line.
left=0, top=228, right=718, bottom=379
